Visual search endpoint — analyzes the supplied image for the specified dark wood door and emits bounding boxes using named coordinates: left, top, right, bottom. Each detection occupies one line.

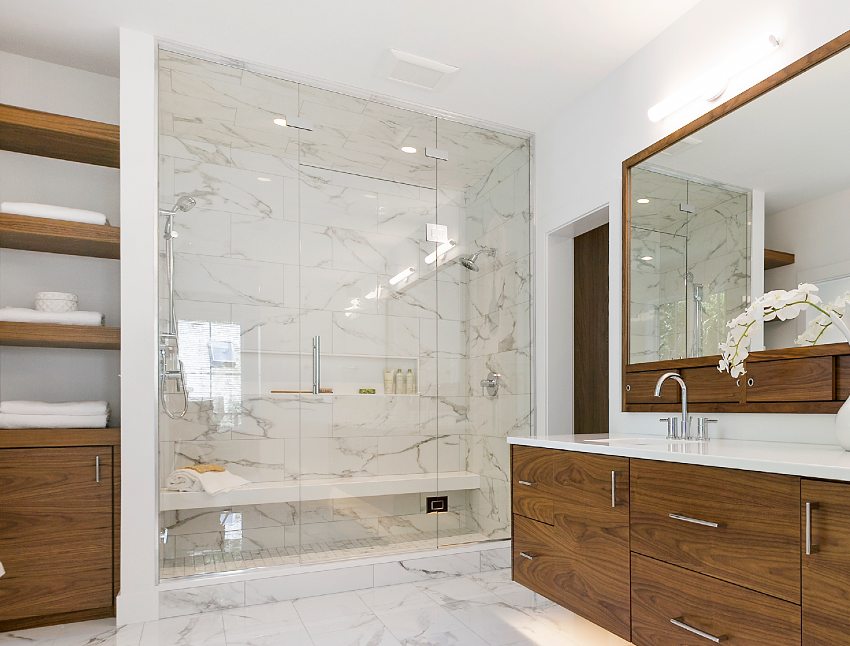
left=511, top=445, right=554, bottom=525
left=802, top=479, right=850, bottom=645
left=0, top=447, right=114, bottom=623
left=745, top=357, right=834, bottom=402
left=551, top=451, right=631, bottom=640
left=574, top=223, right=608, bottom=433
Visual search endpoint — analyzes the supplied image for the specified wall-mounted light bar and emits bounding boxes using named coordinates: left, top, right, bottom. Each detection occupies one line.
left=424, top=240, right=456, bottom=265
left=389, top=267, right=415, bottom=286
left=647, top=34, right=781, bottom=123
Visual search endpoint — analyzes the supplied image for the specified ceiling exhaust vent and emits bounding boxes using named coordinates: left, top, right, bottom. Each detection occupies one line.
left=658, top=135, right=703, bottom=157
left=388, top=49, right=459, bottom=90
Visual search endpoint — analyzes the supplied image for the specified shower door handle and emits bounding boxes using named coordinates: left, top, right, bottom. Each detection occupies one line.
left=312, top=336, right=321, bottom=395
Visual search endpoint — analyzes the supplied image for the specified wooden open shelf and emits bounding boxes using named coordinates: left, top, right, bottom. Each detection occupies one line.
left=0, top=428, right=120, bottom=449
left=0, top=322, right=119, bottom=350
left=765, top=248, right=796, bottom=270
left=0, top=213, right=119, bottom=259
left=0, top=103, right=119, bottom=168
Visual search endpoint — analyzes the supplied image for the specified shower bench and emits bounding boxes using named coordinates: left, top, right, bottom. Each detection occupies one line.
left=160, top=470, right=481, bottom=511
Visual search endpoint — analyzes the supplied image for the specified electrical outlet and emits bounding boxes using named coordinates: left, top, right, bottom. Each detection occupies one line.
left=425, top=223, right=448, bottom=243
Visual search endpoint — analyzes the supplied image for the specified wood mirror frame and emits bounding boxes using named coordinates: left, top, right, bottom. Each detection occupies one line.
left=622, top=29, right=850, bottom=415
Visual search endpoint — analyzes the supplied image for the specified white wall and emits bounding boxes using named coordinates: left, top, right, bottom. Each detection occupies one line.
left=0, top=51, right=121, bottom=421
left=535, top=0, right=850, bottom=444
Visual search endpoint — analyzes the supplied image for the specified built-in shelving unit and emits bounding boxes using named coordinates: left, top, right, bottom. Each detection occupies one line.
left=0, top=103, right=119, bottom=167
left=0, top=427, right=121, bottom=449
left=765, top=248, right=796, bottom=270
left=0, top=321, right=120, bottom=350
left=0, top=212, right=120, bottom=259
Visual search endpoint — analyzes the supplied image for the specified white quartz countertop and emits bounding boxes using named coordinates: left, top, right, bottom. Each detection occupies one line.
left=508, top=434, right=850, bottom=481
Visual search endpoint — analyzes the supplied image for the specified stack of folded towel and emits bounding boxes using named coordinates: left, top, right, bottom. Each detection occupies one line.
left=0, top=307, right=105, bottom=326
left=166, top=464, right=249, bottom=494
left=1, top=202, right=109, bottom=226
left=0, top=400, right=110, bottom=429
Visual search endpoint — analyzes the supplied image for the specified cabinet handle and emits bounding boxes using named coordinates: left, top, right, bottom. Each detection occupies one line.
left=95, top=455, right=101, bottom=483
left=735, top=378, right=741, bottom=387
left=519, top=552, right=536, bottom=560
left=669, top=513, right=720, bottom=528
left=625, top=384, right=631, bottom=392
left=806, top=501, right=819, bottom=555
left=518, top=480, right=536, bottom=487
left=611, top=470, right=617, bottom=508
left=670, top=617, right=726, bottom=643
left=747, top=377, right=754, bottom=387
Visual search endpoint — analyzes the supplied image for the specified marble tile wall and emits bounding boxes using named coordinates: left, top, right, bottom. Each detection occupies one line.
left=630, top=167, right=749, bottom=363
left=157, top=50, right=531, bottom=573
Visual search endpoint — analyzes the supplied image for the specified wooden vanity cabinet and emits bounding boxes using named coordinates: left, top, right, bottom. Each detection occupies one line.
left=511, top=445, right=554, bottom=525
left=0, top=435, right=119, bottom=631
left=551, top=452, right=631, bottom=640
left=801, top=479, right=850, bottom=645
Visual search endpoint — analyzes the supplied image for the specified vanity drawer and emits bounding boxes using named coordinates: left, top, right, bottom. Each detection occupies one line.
left=682, top=365, right=744, bottom=403
left=624, top=370, right=680, bottom=404
left=511, top=445, right=553, bottom=525
left=630, top=459, right=801, bottom=603
left=631, top=553, right=801, bottom=646
left=512, top=514, right=564, bottom=604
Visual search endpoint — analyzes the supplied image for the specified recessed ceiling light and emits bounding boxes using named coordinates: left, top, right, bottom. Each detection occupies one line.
left=257, top=177, right=272, bottom=182
left=640, top=256, right=654, bottom=261
left=636, top=198, right=650, bottom=204
left=273, top=118, right=287, bottom=127
left=401, top=146, right=417, bottom=154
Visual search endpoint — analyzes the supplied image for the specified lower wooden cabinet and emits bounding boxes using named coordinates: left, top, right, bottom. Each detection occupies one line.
left=0, top=443, right=118, bottom=630
left=511, top=447, right=850, bottom=644
left=631, top=554, right=801, bottom=645
left=801, top=479, right=850, bottom=645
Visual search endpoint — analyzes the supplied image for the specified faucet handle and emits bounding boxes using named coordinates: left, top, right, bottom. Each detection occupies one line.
left=696, top=417, right=718, bottom=441
left=659, top=417, right=678, bottom=440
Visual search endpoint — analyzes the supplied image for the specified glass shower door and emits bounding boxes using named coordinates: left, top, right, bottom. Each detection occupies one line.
left=294, top=86, right=440, bottom=561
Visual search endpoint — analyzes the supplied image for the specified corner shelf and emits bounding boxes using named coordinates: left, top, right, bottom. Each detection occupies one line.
left=0, top=213, right=119, bottom=259
left=0, top=103, right=119, bottom=168
left=0, top=321, right=120, bottom=350
left=765, top=248, right=795, bottom=270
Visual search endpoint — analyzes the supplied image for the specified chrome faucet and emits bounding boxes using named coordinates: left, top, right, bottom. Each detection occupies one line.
left=654, top=372, right=689, bottom=440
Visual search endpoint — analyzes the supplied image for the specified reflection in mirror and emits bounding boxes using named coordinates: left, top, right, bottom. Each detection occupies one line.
left=630, top=167, right=750, bottom=363
left=628, top=40, right=850, bottom=364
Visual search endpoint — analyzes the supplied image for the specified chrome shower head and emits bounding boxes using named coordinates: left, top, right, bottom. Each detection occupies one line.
left=159, top=195, right=197, bottom=216
left=459, top=247, right=496, bottom=271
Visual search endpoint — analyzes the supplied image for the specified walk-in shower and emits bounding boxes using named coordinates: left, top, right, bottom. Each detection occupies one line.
left=156, top=48, right=532, bottom=580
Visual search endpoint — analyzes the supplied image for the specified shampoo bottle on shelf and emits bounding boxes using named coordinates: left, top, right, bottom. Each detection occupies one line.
left=394, top=368, right=404, bottom=394
left=384, top=369, right=394, bottom=394
left=406, top=369, right=416, bottom=395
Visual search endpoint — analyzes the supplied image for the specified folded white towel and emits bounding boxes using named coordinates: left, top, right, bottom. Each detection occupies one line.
left=0, top=413, right=108, bottom=429
left=166, top=468, right=249, bottom=494
left=1, top=202, right=108, bottom=226
left=0, top=307, right=104, bottom=326
left=0, top=400, right=109, bottom=416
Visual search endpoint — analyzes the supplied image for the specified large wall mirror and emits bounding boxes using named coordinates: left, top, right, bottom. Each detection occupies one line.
left=623, top=30, right=850, bottom=413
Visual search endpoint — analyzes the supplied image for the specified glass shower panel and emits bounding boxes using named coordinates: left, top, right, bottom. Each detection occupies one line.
left=294, top=86, right=440, bottom=561
left=157, top=50, right=305, bottom=578
left=434, top=119, right=531, bottom=546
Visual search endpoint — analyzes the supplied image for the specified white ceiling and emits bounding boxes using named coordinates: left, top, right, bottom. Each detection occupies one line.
left=0, top=0, right=702, bottom=131
left=644, top=43, right=850, bottom=215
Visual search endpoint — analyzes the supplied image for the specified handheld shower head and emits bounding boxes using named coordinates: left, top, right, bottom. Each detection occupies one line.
left=159, top=195, right=197, bottom=216
left=459, top=247, right=496, bottom=272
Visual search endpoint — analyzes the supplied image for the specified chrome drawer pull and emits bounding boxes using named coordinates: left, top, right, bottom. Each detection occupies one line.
left=95, top=455, right=101, bottom=483
left=670, top=617, right=726, bottom=642
left=806, top=501, right=819, bottom=555
left=611, top=470, right=617, bottom=508
left=669, top=513, right=720, bottom=528
left=519, top=552, right=536, bottom=560
left=518, top=480, right=536, bottom=487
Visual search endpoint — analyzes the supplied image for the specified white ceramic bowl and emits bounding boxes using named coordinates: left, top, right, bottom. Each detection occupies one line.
left=34, top=291, right=78, bottom=313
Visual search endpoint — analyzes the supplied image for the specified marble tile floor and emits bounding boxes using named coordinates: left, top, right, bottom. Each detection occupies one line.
left=160, top=530, right=491, bottom=579
left=0, top=570, right=628, bottom=646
